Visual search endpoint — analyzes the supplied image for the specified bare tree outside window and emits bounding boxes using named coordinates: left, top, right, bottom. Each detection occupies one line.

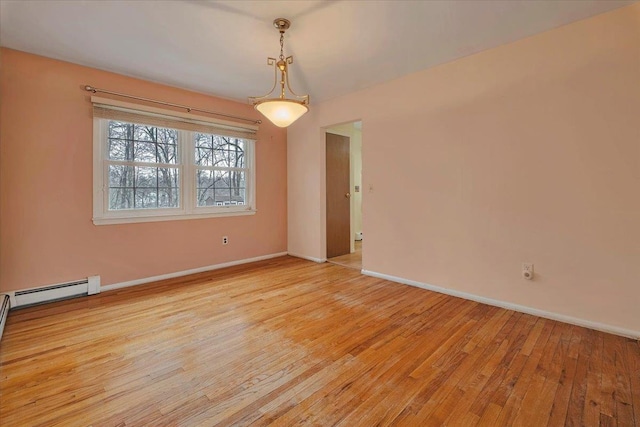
left=195, top=133, right=247, bottom=207
left=107, top=121, right=179, bottom=210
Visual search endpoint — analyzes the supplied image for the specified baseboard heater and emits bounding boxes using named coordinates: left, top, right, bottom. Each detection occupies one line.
left=0, top=276, right=100, bottom=344
left=11, top=276, right=101, bottom=308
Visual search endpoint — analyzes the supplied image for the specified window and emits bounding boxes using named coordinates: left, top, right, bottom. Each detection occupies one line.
left=195, top=133, right=248, bottom=208
left=93, top=100, right=257, bottom=225
left=107, top=122, right=180, bottom=210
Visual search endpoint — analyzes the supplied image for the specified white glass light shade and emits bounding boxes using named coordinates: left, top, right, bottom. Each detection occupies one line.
left=255, top=99, right=308, bottom=128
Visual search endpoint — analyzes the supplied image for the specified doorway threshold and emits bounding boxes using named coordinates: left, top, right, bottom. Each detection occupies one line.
left=327, top=241, right=362, bottom=271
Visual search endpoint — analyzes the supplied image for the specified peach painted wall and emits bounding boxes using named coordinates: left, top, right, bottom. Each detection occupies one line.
left=288, top=5, right=640, bottom=332
left=0, top=48, right=287, bottom=292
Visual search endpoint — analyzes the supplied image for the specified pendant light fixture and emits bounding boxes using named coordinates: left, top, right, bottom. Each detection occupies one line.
left=249, top=18, right=309, bottom=128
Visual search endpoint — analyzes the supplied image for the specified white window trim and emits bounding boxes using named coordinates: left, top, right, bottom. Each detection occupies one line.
left=93, top=118, right=257, bottom=225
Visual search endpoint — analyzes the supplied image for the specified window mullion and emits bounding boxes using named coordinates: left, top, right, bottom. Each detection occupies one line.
left=195, top=166, right=248, bottom=172
left=104, top=160, right=177, bottom=168
left=181, top=130, right=193, bottom=213
left=154, top=127, right=159, bottom=208
left=248, top=140, right=255, bottom=210
left=100, top=120, right=109, bottom=215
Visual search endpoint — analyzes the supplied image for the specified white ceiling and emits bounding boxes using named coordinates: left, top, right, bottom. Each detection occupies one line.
left=0, top=0, right=634, bottom=104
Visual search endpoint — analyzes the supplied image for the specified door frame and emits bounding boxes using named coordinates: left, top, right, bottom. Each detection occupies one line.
left=325, top=132, right=352, bottom=258
left=322, top=120, right=362, bottom=258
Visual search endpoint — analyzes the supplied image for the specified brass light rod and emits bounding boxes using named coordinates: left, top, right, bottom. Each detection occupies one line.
left=84, top=85, right=262, bottom=125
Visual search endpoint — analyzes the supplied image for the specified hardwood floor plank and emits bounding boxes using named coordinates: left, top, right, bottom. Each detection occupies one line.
left=584, top=331, right=606, bottom=425
left=602, top=333, right=620, bottom=418
left=416, top=317, right=529, bottom=423
left=613, top=336, right=635, bottom=427
left=428, top=311, right=518, bottom=425
left=0, top=256, right=637, bottom=426
left=547, top=327, right=581, bottom=425
left=467, top=312, right=527, bottom=416
left=476, top=402, right=503, bottom=426
left=496, top=319, right=557, bottom=425
left=484, top=314, right=539, bottom=409
left=626, top=340, right=640, bottom=426
left=335, top=307, right=502, bottom=426
left=393, top=311, right=528, bottom=424
left=513, top=324, right=571, bottom=427
left=566, top=327, right=596, bottom=426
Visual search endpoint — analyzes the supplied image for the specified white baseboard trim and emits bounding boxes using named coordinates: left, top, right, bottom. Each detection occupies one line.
left=102, top=252, right=289, bottom=292
left=288, top=253, right=327, bottom=263
left=362, top=269, right=640, bottom=340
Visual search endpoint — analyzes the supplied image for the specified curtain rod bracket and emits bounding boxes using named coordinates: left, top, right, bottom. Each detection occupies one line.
left=83, top=85, right=261, bottom=125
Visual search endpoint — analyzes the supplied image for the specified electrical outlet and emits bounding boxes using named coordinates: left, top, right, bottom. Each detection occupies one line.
left=222, top=236, right=228, bottom=245
left=522, top=263, right=534, bottom=280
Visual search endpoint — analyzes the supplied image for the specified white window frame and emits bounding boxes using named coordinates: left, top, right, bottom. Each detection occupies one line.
left=93, top=118, right=256, bottom=225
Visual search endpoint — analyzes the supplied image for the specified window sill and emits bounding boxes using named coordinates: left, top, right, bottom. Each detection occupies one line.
left=93, top=209, right=257, bottom=225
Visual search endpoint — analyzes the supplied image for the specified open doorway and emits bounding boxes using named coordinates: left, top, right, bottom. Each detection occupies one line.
left=325, top=121, right=362, bottom=270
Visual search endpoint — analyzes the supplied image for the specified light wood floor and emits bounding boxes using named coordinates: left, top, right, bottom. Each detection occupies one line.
left=1, top=256, right=638, bottom=426
left=328, top=240, right=362, bottom=270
